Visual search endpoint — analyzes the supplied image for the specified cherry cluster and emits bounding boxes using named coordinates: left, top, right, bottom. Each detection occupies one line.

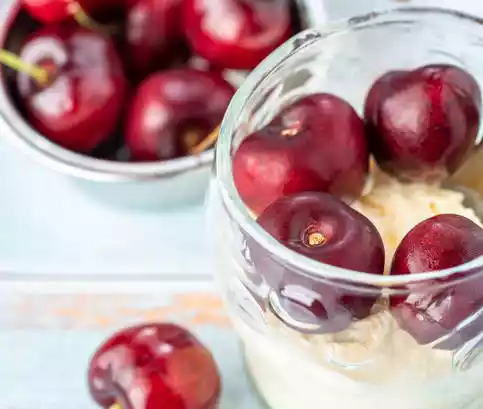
left=5, top=0, right=299, bottom=161
left=236, top=64, right=483, bottom=348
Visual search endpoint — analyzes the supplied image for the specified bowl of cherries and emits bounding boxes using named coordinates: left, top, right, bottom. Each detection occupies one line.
left=0, top=0, right=304, bottom=208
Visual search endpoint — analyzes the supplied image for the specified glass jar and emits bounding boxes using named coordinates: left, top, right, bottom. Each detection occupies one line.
left=207, top=7, right=483, bottom=409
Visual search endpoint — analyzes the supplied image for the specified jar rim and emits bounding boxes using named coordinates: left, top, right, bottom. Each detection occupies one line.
left=214, top=5, right=483, bottom=287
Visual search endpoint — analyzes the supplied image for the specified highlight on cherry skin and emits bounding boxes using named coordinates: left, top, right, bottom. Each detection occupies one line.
left=391, top=214, right=483, bottom=349
left=125, top=0, right=186, bottom=80
left=249, top=191, right=385, bottom=334
left=88, top=323, right=221, bottom=409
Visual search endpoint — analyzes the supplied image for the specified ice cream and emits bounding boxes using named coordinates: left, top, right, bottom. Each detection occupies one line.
left=353, top=170, right=482, bottom=271
left=224, top=169, right=483, bottom=409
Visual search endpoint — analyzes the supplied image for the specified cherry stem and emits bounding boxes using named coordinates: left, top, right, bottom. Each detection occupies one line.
left=189, top=124, right=221, bottom=155
left=0, top=49, right=49, bottom=85
left=307, top=232, right=327, bottom=247
left=68, top=1, right=117, bottom=35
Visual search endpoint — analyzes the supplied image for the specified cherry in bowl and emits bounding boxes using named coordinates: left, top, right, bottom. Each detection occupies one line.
left=183, top=0, right=293, bottom=70
left=125, top=0, right=188, bottom=80
left=88, top=323, right=221, bottom=409
left=15, top=23, right=127, bottom=153
left=126, top=68, right=235, bottom=162
left=23, top=0, right=126, bottom=24
left=249, top=192, right=385, bottom=334
left=391, top=214, right=483, bottom=349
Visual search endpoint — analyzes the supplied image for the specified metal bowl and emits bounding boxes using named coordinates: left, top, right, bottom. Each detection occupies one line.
left=0, top=0, right=313, bottom=209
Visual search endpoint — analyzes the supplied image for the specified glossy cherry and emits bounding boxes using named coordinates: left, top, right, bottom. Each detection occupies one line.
left=364, top=64, right=481, bottom=182
left=125, top=0, right=187, bottom=79
left=126, top=68, right=235, bottom=161
left=23, top=0, right=124, bottom=24
left=391, top=214, right=483, bottom=348
left=233, top=93, right=369, bottom=215
left=183, top=0, right=292, bottom=70
left=16, top=24, right=127, bottom=153
left=88, top=323, right=221, bottom=409
left=250, top=192, right=385, bottom=333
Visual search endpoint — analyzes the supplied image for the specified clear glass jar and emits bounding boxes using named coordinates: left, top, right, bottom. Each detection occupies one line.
left=207, top=7, right=483, bottom=409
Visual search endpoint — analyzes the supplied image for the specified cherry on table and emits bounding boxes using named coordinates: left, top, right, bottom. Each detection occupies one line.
left=251, top=192, right=385, bottom=333
left=125, top=0, right=188, bottom=80
left=391, top=214, right=483, bottom=348
left=233, top=93, right=369, bottom=215
left=16, top=23, right=127, bottom=153
left=125, top=68, right=235, bottom=161
left=364, top=64, right=481, bottom=182
left=183, top=0, right=293, bottom=70
left=88, top=323, right=221, bottom=409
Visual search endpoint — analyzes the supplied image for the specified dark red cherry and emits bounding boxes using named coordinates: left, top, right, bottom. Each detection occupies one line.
left=391, top=214, right=483, bottom=348
left=364, top=64, right=481, bottom=182
left=23, top=0, right=125, bottom=24
left=183, top=0, right=292, bottom=70
left=250, top=192, right=385, bottom=333
left=126, top=68, right=235, bottom=161
left=16, top=24, right=127, bottom=153
left=125, top=0, right=188, bottom=79
left=88, top=323, right=220, bottom=409
left=233, top=93, right=369, bottom=215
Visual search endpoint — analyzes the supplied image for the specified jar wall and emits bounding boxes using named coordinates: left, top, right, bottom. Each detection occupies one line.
left=207, top=8, right=483, bottom=409
left=207, top=180, right=483, bottom=409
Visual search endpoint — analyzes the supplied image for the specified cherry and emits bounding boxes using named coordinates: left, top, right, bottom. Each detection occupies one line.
left=125, top=0, right=188, bottom=80
left=250, top=192, right=385, bottom=333
left=391, top=214, right=483, bottom=348
left=364, top=64, right=481, bottom=182
left=126, top=68, right=235, bottom=161
left=233, top=93, right=369, bottom=215
left=88, top=323, right=221, bottom=409
left=16, top=24, right=127, bottom=153
left=23, top=0, right=124, bottom=24
left=183, top=0, right=292, bottom=70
